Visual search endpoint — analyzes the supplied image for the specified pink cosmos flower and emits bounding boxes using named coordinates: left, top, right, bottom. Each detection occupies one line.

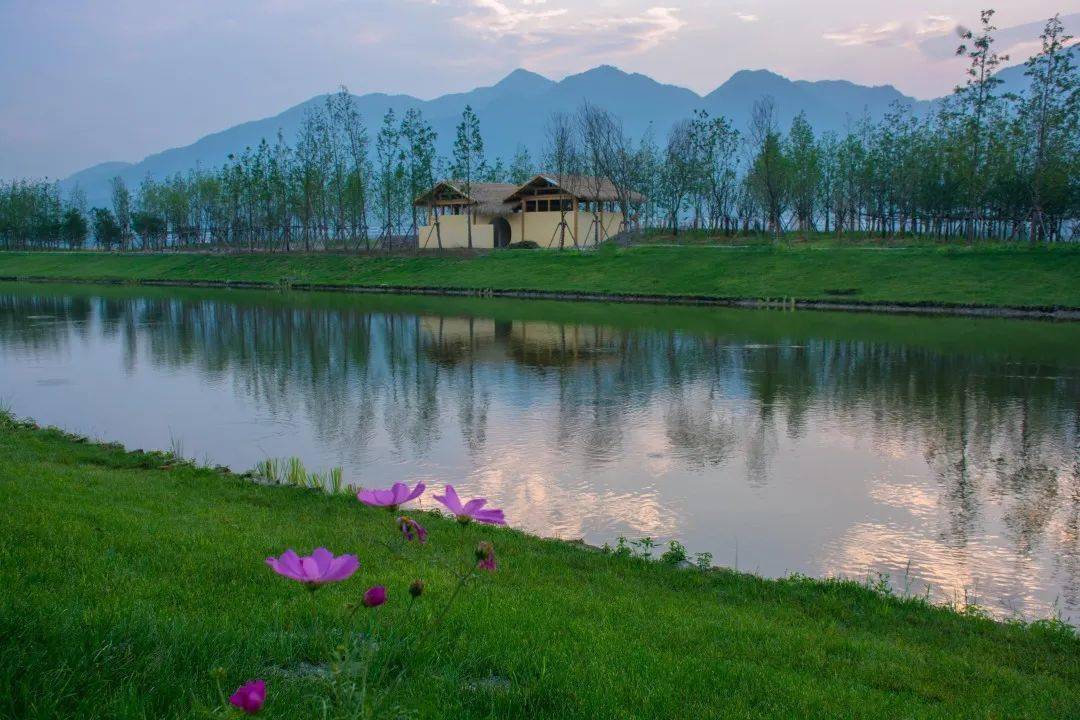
left=433, top=485, right=506, bottom=525
left=397, top=515, right=428, bottom=543
left=266, top=548, right=359, bottom=588
left=362, top=585, right=387, bottom=608
left=229, top=679, right=266, bottom=714
left=357, top=482, right=426, bottom=509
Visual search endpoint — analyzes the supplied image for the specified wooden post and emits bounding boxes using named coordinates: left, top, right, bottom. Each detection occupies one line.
left=573, top=196, right=579, bottom=247
left=520, top=198, right=526, bottom=243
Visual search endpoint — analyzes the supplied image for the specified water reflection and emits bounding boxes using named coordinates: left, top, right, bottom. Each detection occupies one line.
left=1, top=285, right=1079, bottom=623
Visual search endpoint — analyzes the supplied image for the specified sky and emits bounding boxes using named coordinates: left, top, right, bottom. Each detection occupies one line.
left=1, top=1, right=1076, bottom=180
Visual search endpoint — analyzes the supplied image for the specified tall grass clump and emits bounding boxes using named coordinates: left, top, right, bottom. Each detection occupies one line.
left=254, top=457, right=284, bottom=485
left=255, top=456, right=348, bottom=495
left=285, top=457, right=308, bottom=488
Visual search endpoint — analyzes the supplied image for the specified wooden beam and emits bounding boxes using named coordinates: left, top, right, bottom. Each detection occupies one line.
left=573, top=198, right=578, bottom=247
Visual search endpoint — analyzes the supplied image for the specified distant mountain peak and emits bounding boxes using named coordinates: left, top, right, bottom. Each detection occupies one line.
left=727, top=68, right=786, bottom=81
left=564, top=64, right=630, bottom=82
left=60, top=57, right=1039, bottom=207
left=493, top=68, right=553, bottom=93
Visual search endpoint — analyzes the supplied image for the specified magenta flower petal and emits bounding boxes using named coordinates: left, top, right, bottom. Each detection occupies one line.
left=461, top=498, right=488, bottom=515
left=357, top=481, right=425, bottom=508
left=229, top=679, right=266, bottom=714
left=276, top=549, right=303, bottom=575
left=324, top=554, right=360, bottom=582
left=310, top=547, right=335, bottom=576
left=472, top=508, right=506, bottom=526
left=300, top=556, right=322, bottom=581
left=434, top=485, right=506, bottom=525
left=267, top=550, right=305, bottom=582
left=433, top=485, right=464, bottom=515
left=267, top=549, right=359, bottom=587
left=373, top=488, right=397, bottom=504
left=400, top=482, right=426, bottom=503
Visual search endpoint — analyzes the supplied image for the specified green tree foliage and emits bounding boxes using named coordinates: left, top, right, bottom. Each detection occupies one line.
left=747, top=98, right=788, bottom=236
left=374, top=109, right=406, bottom=246
left=401, top=108, right=437, bottom=239
left=1, top=13, right=1076, bottom=251
left=451, top=105, right=485, bottom=248
left=109, top=176, right=132, bottom=250
left=786, top=113, right=820, bottom=232
left=1018, top=14, right=1079, bottom=241
left=89, top=207, right=121, bottom=250
left=953, top=9, right=1011, bottom=240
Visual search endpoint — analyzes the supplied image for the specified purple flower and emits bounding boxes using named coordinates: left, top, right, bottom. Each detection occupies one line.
left=266, top=548, right=359, bottom=588
left=362, top=585, right=387, bottom=608
left=357, top=481, right=425, bottom=509
left=397, top=515, right=428, bottom=543
left=475, top=541, right=497, bottom=572
left=433, top=485, right=506, bottom=525
left=229, top=679, right=266, bottom=714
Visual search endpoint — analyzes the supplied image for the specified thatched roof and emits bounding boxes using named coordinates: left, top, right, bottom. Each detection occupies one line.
left=505, top=174, right=646, bottom=204
left=413, top=181, right=518, bottom=214
left=414, top=174, right=646, bottom=213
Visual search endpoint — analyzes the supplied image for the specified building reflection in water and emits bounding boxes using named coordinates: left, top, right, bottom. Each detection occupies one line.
left=1, top=286, right=1078, bottom=623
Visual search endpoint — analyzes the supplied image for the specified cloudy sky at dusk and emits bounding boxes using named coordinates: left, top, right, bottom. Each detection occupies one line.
left=1, top=1, right=1076, bottom=179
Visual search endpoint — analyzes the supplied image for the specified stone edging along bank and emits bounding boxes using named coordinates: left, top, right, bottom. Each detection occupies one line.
left=2, top=274, right=1079, bottom=321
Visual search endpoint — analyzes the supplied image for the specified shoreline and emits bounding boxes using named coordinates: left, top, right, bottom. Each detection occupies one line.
left=3, top=411, right=1079, bottom=717
left=2, top=245, right=1080, bottom=321
left=4, top=274, right=1080, bottom=321
left=3, top=408, right=1073, bottom=629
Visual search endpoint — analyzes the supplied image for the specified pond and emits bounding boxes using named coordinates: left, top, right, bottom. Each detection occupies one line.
left=2, top=282, right=1078, bottom=623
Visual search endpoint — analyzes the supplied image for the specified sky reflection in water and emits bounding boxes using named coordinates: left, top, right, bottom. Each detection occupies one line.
left=1, top=284, right=1078, bottom=623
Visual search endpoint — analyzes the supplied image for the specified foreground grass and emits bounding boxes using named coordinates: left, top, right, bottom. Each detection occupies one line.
left=3, top=244, right=1080, bottom=309
left=1, top=414, right=1078, bottom=719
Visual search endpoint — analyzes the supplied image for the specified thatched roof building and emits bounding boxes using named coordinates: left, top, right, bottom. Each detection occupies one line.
left=413, top=174, right=646, bottom=250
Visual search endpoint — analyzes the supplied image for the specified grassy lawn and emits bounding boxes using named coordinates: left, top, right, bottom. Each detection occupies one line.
left=2, top=244, right=1080, bottom=309
left=1, top=412, right=1078, bottom=719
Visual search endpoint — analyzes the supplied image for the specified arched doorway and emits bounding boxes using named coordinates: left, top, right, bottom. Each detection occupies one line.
left=491, top=217, right=511, bottom=248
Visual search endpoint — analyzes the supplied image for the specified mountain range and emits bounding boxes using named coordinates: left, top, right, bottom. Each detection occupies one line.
left=60, top=54, right=1054, bottom=207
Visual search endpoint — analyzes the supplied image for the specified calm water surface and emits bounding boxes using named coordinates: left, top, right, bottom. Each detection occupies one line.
left=3, top=283, right=1079, bottom=623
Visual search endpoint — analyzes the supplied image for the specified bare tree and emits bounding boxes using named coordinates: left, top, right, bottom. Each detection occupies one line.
left=659, top=119, right=696, bottom=234
left=543, top=111, right=579, bottom=248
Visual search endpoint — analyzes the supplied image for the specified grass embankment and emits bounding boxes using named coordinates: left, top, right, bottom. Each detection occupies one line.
left=1, top=413, right=1078, bottom=719
left=2, top=244, right=1080, bottom=310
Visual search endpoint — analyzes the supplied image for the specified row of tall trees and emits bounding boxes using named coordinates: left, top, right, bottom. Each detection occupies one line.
left=642, top=12, right=1079, bottom=241
left=1, top=11, right=1076, bottom=250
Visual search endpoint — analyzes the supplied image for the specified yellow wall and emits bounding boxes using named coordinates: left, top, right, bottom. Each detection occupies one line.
left=518, top=210, right=623, bottom=247
left=419, top=214, right=494, bottom=249
left=419, top=209, right=623, bottom=249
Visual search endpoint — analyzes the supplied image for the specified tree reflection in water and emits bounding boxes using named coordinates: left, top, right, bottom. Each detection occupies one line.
left=1, top=285, right=1078, bottom=622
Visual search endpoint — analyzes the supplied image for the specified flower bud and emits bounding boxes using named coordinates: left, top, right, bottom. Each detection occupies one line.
left=397, top=515, right=428, bottom=543
left=362, top=585, right=387, bottom=608
left=475, top=541, right=497, bottom=571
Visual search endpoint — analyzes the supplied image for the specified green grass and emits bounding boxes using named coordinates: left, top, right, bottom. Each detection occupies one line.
left=3, top=243, right=1080, bottom=309
left=1, top=413, right=1078, bottom=719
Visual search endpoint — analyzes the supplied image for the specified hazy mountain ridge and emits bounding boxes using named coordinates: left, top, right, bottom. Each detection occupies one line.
left=60, top=57, right=1044, bottom=206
